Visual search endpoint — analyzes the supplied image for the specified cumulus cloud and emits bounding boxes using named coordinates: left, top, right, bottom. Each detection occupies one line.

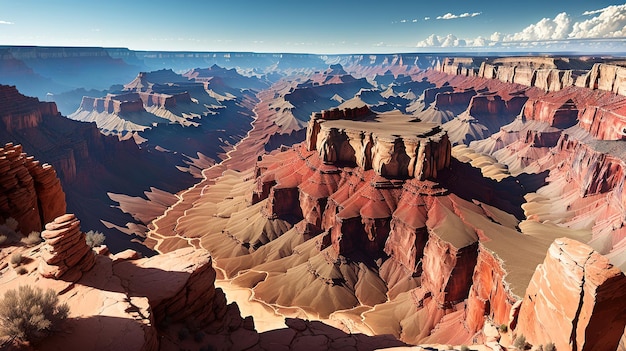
left=436, top=12, right=481, bottom=20
left=424, top=17, right=431, bottom=21
left=416, top=34, right=466, bottom=47
left=571, top=4, right=626, bottom=38
left=505, top=12, right=572, bottom=41
left=0, top=20, right=14, bottom=25
left=416, top=3, right=626, bottom=48
left=582, top=8, right=606, bottom=16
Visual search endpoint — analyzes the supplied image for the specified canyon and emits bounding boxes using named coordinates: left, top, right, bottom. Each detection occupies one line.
left=1, top=48, right=626, bottom=350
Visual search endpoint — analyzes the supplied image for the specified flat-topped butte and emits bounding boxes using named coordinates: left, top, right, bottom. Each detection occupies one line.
left=305, top=107, right=451, bottom=180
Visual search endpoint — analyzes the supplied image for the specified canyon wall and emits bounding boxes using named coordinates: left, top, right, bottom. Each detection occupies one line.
left=78, top=91, right=193, bottom=114
left=242, top=104, right=626, bottom=348
left=0, top=143, right=65, bottom=234
left=516, top=238, right=626, bottom=351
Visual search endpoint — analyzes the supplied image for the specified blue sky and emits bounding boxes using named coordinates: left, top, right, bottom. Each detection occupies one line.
left=0, top=0, right=625, bottom=53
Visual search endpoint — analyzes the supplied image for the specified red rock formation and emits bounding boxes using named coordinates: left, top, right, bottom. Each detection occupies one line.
left=38, top=213, right=96, bottom=281
left=113, top=247, right=230, bottom=331
left=78, top=91, right=194, bottom=114
left=578, top=63, right=626, bottom=96
left=421, top=197, right=479, bottom=307
left=306, top=109, right=450, bottom=180
left=0, top=85, right=57, bottom=132
left=0, top=143, right=65, bottom=233
left=474, top=57, right=590, bottom=92
left=79, top=93, right=145, bottom=114
left=516, top=238, right=626, bottom=351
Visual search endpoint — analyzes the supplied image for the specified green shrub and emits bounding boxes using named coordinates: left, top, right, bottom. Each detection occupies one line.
left=461, top=345, right=470, bottom=351
left=499, top=323, right=508, bottom=333
left=85, top=231, right=106, bottom=248
left=10, top=253, right=22, bottom=267
left=21, top=231, right=42, bottom=246
left=0, top=285, right=69, bottom=343
left=545, top=342, right=555, bottom=351
left=15, top=267, right=28, bottom=275
left=514, top=334, right=527, bottom=350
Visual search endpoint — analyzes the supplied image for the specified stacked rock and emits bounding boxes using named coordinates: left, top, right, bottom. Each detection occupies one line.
left=24, top=157, right=66, bottom=224
left=0, top=143, right=41, bottom=233
left=38, top=213, right=96, bottom=282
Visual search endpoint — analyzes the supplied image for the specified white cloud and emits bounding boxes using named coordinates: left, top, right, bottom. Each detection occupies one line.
left=582, top=8, right=605, bottom=16
left=505, top=12, right=572, bottom=41
left=412, top=19, right=418, bottom=23
left=424, top=17, right=431, bottom=21
left=0, top=20, right=14, bottom=25
left=416, top=34, right=441, bottom=47
left=436, top=12, right=481, bottom=20
left=571, top=4, right=626, bottom=38
left=490, top=32, right=503, bottom=42
left=416, top=34, right=466, bottom=47
left=416, top=4, right=626, bottom=48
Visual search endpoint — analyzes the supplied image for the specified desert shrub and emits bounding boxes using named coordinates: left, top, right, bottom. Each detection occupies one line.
left=545, top=342, right=555, bottom=351
left=15, top=267, right=28, bottom=275
left=21, top=231, right=42, bottom=246
left=514, top=334, right=527, bottom=350
left=85, top=231, right=106, bottom=248
left=461, top=345, right=470, bottom=351
left=4, top=218, right=18, bottom=231
left=10, top=253, right=22, bottom=266
left=499, top=323, right=508, bottom=333
left=0, top=223, right=20, bottom=245
left=0, top=285, right=69, bottom=343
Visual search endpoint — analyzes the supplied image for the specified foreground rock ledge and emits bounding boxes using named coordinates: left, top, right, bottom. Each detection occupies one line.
left=516, top=237, right=626, bottom=351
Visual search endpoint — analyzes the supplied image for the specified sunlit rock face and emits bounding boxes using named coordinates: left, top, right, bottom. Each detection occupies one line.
left=0, top=143, right=65, bottom=234
left=516, top=238, right=626, bottom=351
left=306, top=107, right=450, bottom=180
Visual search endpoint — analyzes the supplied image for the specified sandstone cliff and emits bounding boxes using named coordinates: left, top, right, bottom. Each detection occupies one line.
left=0, top=143, right=65, bottom=234
left=516, top=238, right=626, bottom=351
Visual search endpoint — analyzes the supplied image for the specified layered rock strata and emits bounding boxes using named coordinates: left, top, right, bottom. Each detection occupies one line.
left=38, top=213, right=96, bottom=281
left=306, top=108, right=450, bottom=180
left=0, top=84, right=58, bottom=132
left=516, top=238, right=626, bottom=351
left=0, top=143, right=65, bottom=233
left=78, top=92, right=193, bottom=114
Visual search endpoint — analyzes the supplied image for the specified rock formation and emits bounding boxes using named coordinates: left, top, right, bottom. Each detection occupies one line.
left=306, top=108, right=450, bottom=180
left=516, top=238, right=626, bottom=351
left=0, top=143, right=65, bottom=234
left=38, top=213, right=96, bottom=281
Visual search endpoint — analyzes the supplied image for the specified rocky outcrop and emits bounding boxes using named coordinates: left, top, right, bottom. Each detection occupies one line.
left=0, top=143, right=65, bottom=233
left=78, top=92, right=193, bottom=114
left=0, top=84, right=58, bottom=132
left=437, top=57, right=482, bottom=77
left=577, top=63, right=626, bottom=96
left=516, top=238, right=626, bottom=351
left=421, top=197, right=479, bottom=308
left=78, top=93, right=144, bottom=114
left=38, top=213, right=96, bottom=281
left=475, top=58, right=590, bottom=92
left=113, top=247, right=231, bottom=331
left=306, top=108, right=451, bottom=180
